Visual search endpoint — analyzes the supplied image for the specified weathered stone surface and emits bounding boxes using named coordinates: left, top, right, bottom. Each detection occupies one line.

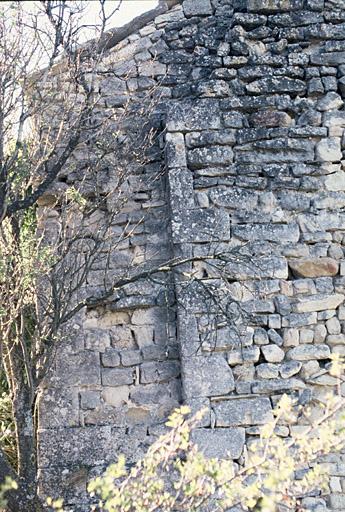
left=172, top=208, right=230, bottom=243
left=140, top=361, right=180, bottom=384
left=38, top=426, right=123, bottom=467
left=287, top=345, right=331, bottom=361
left=167, top=100, right=221, bottom=132
left=102, top=368, right=135, bottom=386
left=101, top=349, right=121, bottom=367
left=188, top=146, right=234, bottom=169
left=210, top=187, right=258, bottom=209
left=316, top=138, right=342, bottom=162
left=213, top=398, right=273, bottom=426
left=325, top=171, right=345, bottom=191
left=183, top=0, right=212, bottom=16
left=261, top=344, right=285, bottom=363
left=247, top=77, right=306, bottom=95
left=288, top=257, right=339, bottom=278
left=233, top=223, right=300, bottom=243
left=279, top=361, right=302, bottom=378
left=293, top=293, right=344, bottom=313
left=183, top=355, right=235, bottom=398
left=191, top=428, right=245, bottom=459
left=316, top=92, right=343, bottom=111
left=252, top=378, right=306, bottom=394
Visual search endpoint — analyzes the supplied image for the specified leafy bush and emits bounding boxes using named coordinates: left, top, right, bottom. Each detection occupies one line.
left=84, top=392, right=345, bottom=512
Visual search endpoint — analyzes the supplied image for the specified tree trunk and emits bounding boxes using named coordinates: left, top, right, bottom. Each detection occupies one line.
left=10, top=391, right=42, bottom=512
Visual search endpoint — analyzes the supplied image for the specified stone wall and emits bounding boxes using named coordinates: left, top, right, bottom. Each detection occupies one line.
left=38, top=0, right=345, bottom=510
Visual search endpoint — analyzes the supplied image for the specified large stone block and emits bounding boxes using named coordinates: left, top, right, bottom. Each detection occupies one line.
left=140, top=361, right=180, bottom=384
left=210, top=187, right=258, bottom=209
left=293, top=293, right=344, bottom=313
left=288, top=258, right=339, bottom=278
left=183, top=0, right=213, bottom=16
left=182, top=354, right=235, bottom=398
left=213, top=397, right=273, bottom=426
left=286, top=345, right=331, bottom=361
left=102, top=368, right=135, bottom=386
left=233, top=223, right=300, bottom=243
left=172, top=208, right=230, bottom=243
left=167, top=99, right=221, bottom=132
left=188, top=146, right=233, bottom=169
left=191, top=428, right=245, bottom=459
left=38, top=426, right=125, bottom=467
left=246, top=77, right=306, bottom=95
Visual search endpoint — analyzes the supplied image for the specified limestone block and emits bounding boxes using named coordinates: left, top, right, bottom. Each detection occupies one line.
left=267, top=329, right=284, bottom=346
left=256, top=363, right=279, bottom=379
left=246, top=77, right=306, bottom=95
left=326, top=316, right=341, bottom=334
left=314, top=324, right=327, bottom=343
left=316, top=138, right=342, bottom=162
left=183, top=354, right=235, bottom=398
left=53, top=351, right=101, bottom=387
left=209, top=187, right=258, bottom=209
left=252, top=378, right=306, bottom=394
left=172, top=208, right=230, bottom=243
left=140, top=361, right=180, bottom=384
left=121, top=350, right=142, bottom=366
left=102, top=386, right=129, bottom=407
left=38, top=387, right=80, bottom=429
left=191, top=428, right=245, bottom=459
left=247, top=0, right=304, bottom=12
left=183, top=0, right=213, bottom=16
left=288, top=257, right=339, bottom=278
left=325, top=171, right=345, bottom=191
left=249, top=110, right=292, bottom=128
left=300, top=360, right=320, bottom=379
left=261, top=344, right=285, bottom=363
left=329, top=494, right=345, bottom=509
left=268, top=315, right=282, bottom=329
left=316, top=92, right=344, bottom=111
left=283, top=328, right=300, bottom=347
left=213, top=397, right=273, bottom=426
left=167, top=99, right=221, bottom=132
left=166, top=133, right=186, bottom=169
left=85, top=329, right=111, bottom=352
left=102, top=368, right=135, bottom=386
left=168, top=168, right=194, bottom=210
left=327, top=334, right=345, bottom=345
left=224, top=256, right=288, bottom=280
left=228, top=346, right=260, bottom=365
left=233, top=223, right=300, bottom=243
left=38, top=425, right=124, bottom=467
left=279, top=361, right=302, bottom=378
left=80, top=391, right=101, bottom=410
left=324, top=111, right=345, bottom=128
left=188, top=146, right=233, bottom=169
left=282, top=312, right=317, bottom=327
left=287, top=344, right=330, bottom=361
left=293, top=293, right=344, bottom=313
left=101, top=349, right=121, bottom=367
left=299, top=329, right=314, bottom=344
left=254, top=328, right=269, bottom=345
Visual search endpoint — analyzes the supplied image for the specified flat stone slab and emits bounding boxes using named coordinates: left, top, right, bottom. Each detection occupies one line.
left=191, top=427, right=245, bottom=459
left=287, top=344, right=331, bottom=361
left=183, top=355, right=235, bottom=398
left=213, top=397, right=273, bottom=426
left=293, top=293, right=344, bottom=313
left=288, top=257, right=339, bottom=278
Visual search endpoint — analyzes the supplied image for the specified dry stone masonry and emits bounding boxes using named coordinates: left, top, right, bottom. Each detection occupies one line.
left=37, top=0, right=345, bottom=510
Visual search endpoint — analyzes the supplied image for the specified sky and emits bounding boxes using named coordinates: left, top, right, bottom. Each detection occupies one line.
left=90, top=0, right=159, bottom=27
